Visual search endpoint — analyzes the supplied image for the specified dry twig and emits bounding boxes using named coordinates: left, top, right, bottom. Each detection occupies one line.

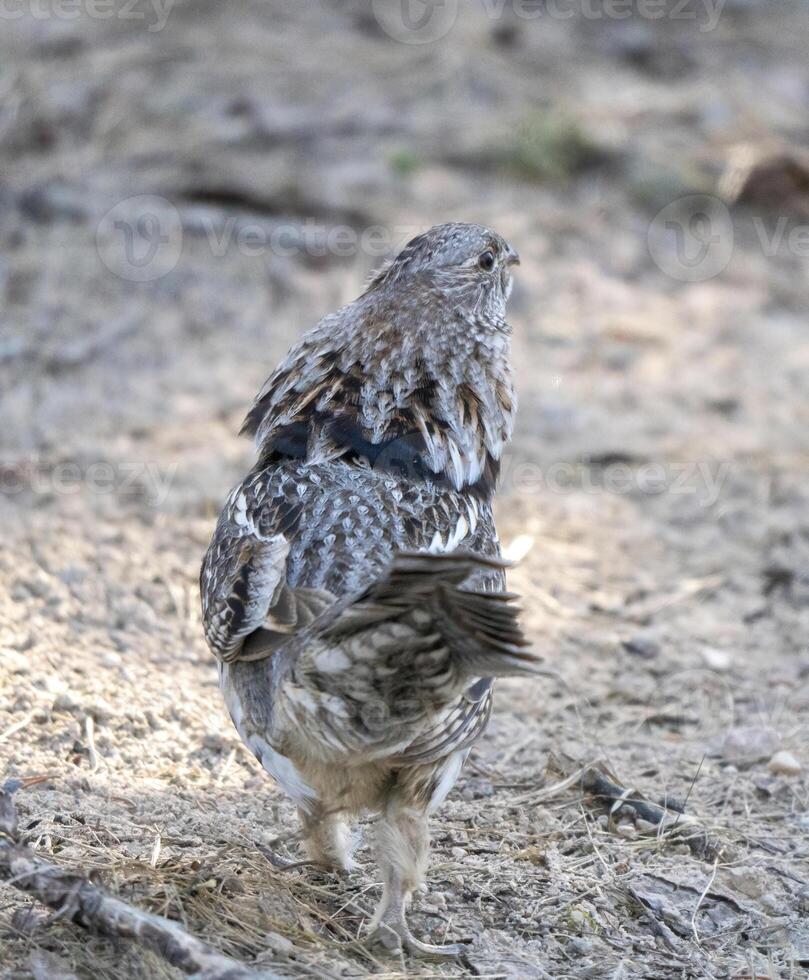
left=0, top=778, right=279, bottom=980
left=545, top=756, right=722, bottom=860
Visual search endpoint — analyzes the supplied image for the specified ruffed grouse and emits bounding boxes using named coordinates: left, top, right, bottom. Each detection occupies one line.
left=201, top=222, right=526, bottom=956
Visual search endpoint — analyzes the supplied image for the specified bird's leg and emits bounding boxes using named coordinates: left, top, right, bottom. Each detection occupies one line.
left=299, top=806, right=359, bottom=873
left=367, top=800, right=465, bottom=960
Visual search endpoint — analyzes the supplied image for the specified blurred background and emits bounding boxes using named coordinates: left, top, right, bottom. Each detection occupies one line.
left=2, top=1, right=809, bottom=977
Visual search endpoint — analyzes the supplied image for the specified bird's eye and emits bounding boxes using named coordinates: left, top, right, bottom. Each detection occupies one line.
left=478, top=250, right=496, bottom=271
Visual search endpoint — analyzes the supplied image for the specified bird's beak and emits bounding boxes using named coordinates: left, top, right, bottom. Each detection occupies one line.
left=505, top=245, right=520, bottom=267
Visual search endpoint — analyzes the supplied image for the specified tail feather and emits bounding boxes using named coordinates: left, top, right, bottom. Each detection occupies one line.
left=337, top=550, right=538, bottom=680
left=439, top=584, right=537, bottom=677
left=282, top=550, right=537, bottom=767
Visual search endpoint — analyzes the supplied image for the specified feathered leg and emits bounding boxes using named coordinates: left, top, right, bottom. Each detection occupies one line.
left=368, top=796, right=464, bottom=959
left=299, top=807, right=359, bottom=873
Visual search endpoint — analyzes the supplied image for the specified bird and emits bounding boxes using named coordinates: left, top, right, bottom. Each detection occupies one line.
left=200, top=222, right=523, bottom=956
left=220, top=551, right=537, bottom=957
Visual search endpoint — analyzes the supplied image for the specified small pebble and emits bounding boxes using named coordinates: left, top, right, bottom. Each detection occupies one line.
left=701, top=646, right=732, bottom=671
left=622, top=636, right=661, bottom=659
left=264, top=931, right=293, bottom=956
left=52, top=692, right=80, bottom=713
left=569, top=909, right=586, bottom=927
left=759, top=892, right=781, bottom=914
left=7, top=632, right=34, bottom=652
left=41, top=674, right=68, bottom=695
left=88, top=698, right=114, bottom=722
left=2, top=649, right=30, bottom=674
left=450, top=846, right=466, bottom=860
left=768, top=750, right=801, bottom=776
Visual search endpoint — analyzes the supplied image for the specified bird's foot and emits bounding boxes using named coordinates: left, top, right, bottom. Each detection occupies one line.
left=257, top=844, right=297, bottom=870
left=256, top=844, right=365, bottom=878
left=368, top=917, right=467, bottom=960
left=258, top=846, right=347, bottom=875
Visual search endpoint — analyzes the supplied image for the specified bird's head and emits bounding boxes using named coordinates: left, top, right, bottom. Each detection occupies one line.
left=368, top=222, right=520, bottom=323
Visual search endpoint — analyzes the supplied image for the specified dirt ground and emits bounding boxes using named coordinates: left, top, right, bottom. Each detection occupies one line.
left=2, top=1, right=809, bottom=977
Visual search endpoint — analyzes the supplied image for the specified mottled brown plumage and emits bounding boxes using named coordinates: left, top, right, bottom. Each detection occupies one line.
left=200, top=222, right=524, bottom=956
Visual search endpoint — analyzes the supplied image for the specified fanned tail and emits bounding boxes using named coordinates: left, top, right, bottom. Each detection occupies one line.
left=325, top=550, right=537, bottom=680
